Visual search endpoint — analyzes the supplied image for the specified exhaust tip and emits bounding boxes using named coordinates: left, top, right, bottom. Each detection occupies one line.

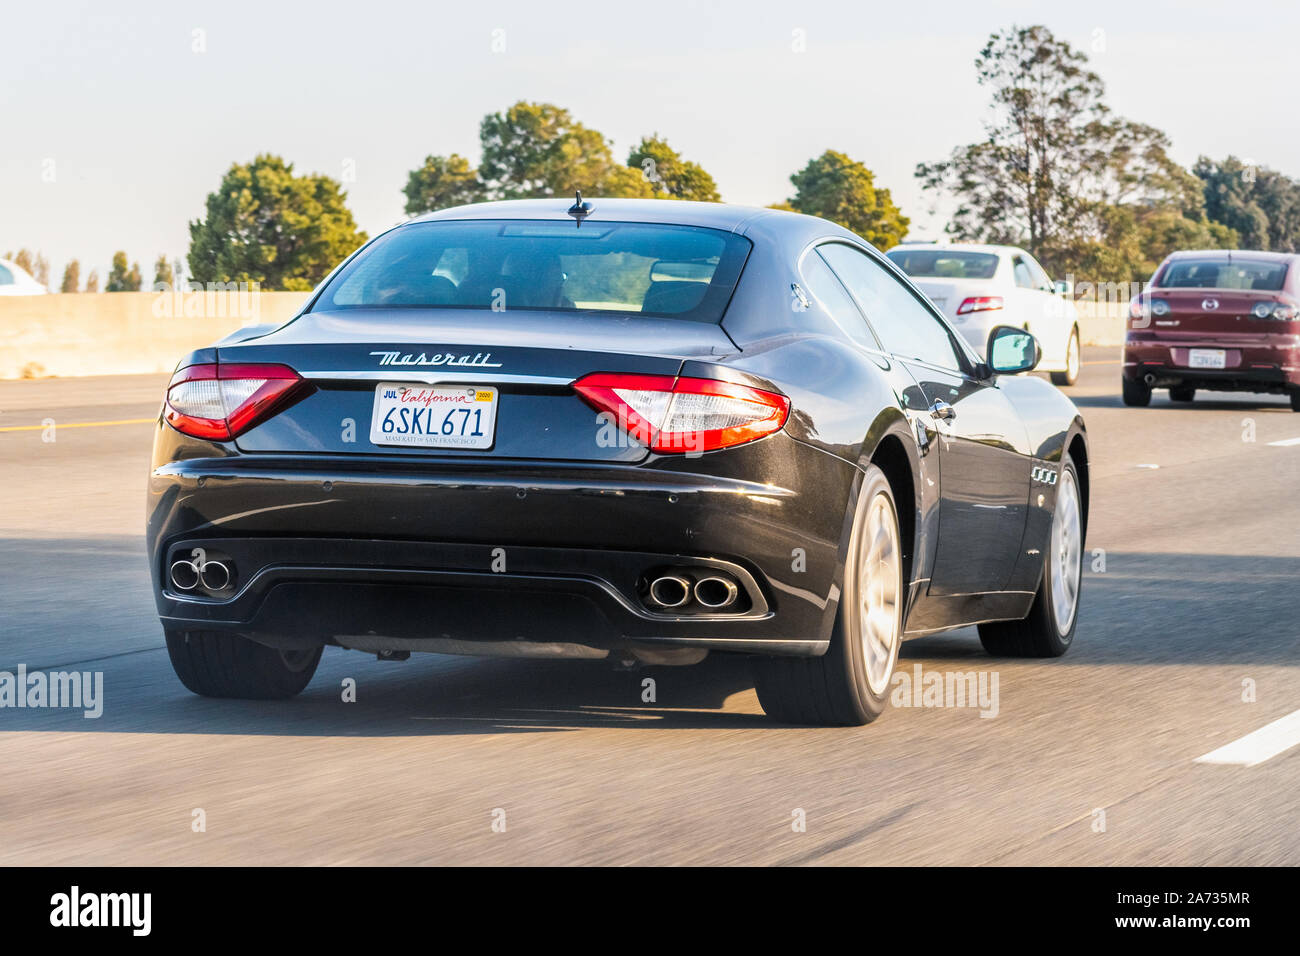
left=199, top=560, right=231, bottom=592
left=694, top=575, right=739, bottom=609
left=647, top=575, right=691, bottom=609
left=169, top=560, right=200, bottom=592
left=1143, top=373, right=1157, bottom=386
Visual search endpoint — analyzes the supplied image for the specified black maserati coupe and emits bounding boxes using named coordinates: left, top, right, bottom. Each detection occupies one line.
left=147, top=197, right=1088, bottom=725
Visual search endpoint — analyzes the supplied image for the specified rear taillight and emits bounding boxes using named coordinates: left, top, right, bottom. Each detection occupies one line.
left=956, top=296, right=1004, bottom=315
left=573, top=372, right=791, bottom=454
left=164, top=363, right=309, bottom=440
left=1251, top=301, right=1298, bottom=320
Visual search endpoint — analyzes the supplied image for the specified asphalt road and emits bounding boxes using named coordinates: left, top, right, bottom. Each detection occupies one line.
left=1, top=348, right=1298, bottom=865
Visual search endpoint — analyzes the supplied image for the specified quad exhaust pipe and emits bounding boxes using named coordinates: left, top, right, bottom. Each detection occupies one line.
left=199, top=560, right=231, bottom=591
left=646, top=572, right=740, bottom=611
left=647, top=575, right=692, bottom=609
left=169, top=557, right=232, bottom=593
left=169, top=559, right=200, bottom=591
left=693, top=576, right=739, bottom=609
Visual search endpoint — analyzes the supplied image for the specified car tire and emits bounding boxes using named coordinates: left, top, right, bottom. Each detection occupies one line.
left=1049, top=328, right=1081, bottom=386
left=978, top=456, right=1083, bottom=658
left=165, top=629, right=322, bottom=699
left=753, top=464, right=904, bottom=725
left=1170, top=386, right=1196, bottom=403
left=1290, top=389, right=1300, bottom=412
left=1121, top=377, right=1151, bottom=407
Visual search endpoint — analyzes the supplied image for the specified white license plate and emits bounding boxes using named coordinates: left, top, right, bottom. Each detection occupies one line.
left=1188, top=348, right=1226, bottom=369
left=370, top=383, right=498, bottom=449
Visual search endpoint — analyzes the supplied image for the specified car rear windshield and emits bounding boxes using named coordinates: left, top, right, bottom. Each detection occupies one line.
left=1156, top=258, right=1288, bottom=291
left=312, top=219, right=752, bottom=323
left=886, top=249, right=999, bottom=280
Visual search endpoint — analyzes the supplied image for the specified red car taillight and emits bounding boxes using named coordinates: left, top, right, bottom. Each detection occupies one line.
left=1251, top=300, right=1298, bottom=321
left=573, top=372, right=791, bottom=454
left=956, top=295, right=1004, bottom=315
left=164, top=363, right=309, bottom=441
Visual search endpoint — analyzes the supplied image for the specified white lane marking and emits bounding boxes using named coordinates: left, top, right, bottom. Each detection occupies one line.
left=1195, top=709, right=1300, bottom=767
left=0, top=417, right=153, bottom=432
left=1135, top=463, right=1160, bottom=469
left=1267, top=437, right=1300, bottom=447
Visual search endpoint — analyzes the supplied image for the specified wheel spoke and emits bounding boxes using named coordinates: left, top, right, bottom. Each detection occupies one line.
left=1049, top=471, right=1082, bottom=634
left=857, top=493, right=901, bottom=695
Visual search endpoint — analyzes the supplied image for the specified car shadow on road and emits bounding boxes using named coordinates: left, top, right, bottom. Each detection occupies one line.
left=1069, top=392, right=1293, bottom=411
left=3, top=542, right=1298, bottom=736
left=1, top=642, right=777, bottom=736
left=910, top=552, right=1300, bottom=669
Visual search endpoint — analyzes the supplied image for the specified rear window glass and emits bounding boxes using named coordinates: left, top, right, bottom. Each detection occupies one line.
left=886, top=249, right=999, bottom=280
left=314, top=219, right=751, bottom=323
left=1157, top=258, right=1288, bottom=291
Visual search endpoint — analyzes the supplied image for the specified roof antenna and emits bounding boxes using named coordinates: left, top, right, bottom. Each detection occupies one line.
left=567, top=190, right=592, bottom=228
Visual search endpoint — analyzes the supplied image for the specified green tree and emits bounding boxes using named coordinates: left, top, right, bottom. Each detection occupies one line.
left=478, top=101, right=652, bottom=199
left=403, top=153, right=486, bottom=215
left=1062, top=204, right=1236, bottom=285
left=917, top=24, right=1232, bottom=281
left=1194, top=156, right=1300, bottom=252
left=84, top=269, right=100, bottom=293
left=917, top=25, right=1106, bottom=260
left=786, top=150, right=909, bottom=247
left=60, top=259, right=81, bottom=293
left=105, top=251, right=143, bottom=292
left=153, top=254, right=175, bottom=289
left=188, top=154, right=368, bottom=291
left=626, top=135, right=721, bottom=201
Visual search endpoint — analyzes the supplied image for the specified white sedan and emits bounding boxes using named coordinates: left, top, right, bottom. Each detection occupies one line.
left=886, top=242, right=1080, bottom=386
left=0, top=258, right=48, bottom=296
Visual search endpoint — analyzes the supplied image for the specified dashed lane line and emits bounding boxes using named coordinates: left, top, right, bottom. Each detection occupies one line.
left=0, top=418, right=154, bottom=432
left=1195, top=709, right=1300, bottom=768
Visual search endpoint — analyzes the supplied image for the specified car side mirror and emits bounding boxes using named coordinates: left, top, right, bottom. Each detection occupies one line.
left=1054, top=279, right=1074, bottom=297
left=986, top=325, right=1041, bottom=375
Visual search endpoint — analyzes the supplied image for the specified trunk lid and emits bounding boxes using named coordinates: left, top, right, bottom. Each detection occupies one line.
left=1149, top=288, right=1287, bottom=336
left=221, top=309, right=739, bottom=462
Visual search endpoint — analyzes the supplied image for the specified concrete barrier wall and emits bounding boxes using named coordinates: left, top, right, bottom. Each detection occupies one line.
left=1076, top=301, right=1129, bottom=347
left=0, top=291, right=1129, bottom=380
left=0, top=292, right=308, bottom=379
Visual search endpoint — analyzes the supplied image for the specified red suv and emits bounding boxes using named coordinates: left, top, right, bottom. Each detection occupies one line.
left=1124, top=250, right=1300, bottom=410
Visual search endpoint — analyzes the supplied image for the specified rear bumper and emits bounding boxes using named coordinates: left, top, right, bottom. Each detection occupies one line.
left=152, top=538, right=820, bottom=655
left=146, top=431, right=859, bottom=657
left=1123, top=333, right=1300, bottom=392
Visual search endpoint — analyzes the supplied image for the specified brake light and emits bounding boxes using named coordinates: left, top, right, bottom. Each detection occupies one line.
left=573, top=372, right=791, bottom=454
left=956, top=296, right=1003, bottom=315
left=164, top=363, right=309, bottom=440
left=1251, top=301, right=1298, bottom=320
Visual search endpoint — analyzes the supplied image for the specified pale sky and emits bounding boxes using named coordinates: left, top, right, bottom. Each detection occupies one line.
left=3, top=0, right=1297, bottom=285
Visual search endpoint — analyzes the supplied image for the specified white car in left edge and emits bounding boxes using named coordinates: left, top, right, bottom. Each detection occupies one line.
left=886, top=242, right=1081, bottom=386
left=0, top=259, right=48, bottom=296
